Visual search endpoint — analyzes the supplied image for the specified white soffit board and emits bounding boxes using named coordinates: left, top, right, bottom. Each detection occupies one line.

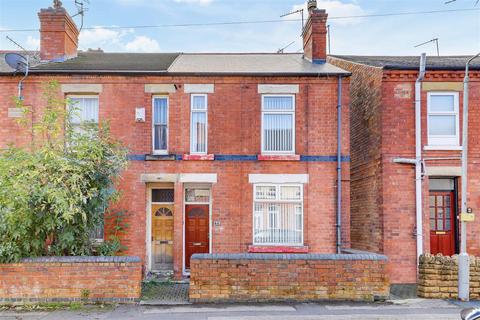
left=248, top=174, right=309, bottom=184
left=184, top=84, right=214, bottom=93
left=145, top=84, right=176, bottom=93
left=141, top=173, right=178, bottom=183
left=258, top=84, right=299, bottom=94
left=425, top=166, right=461, bottom=177
left=61, top=84, right=103, bottom=93
left=179, top=173, right=217, bottom=183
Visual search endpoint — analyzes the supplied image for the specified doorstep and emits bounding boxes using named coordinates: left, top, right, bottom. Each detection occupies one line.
left=140, top=281, right=191, bottom=306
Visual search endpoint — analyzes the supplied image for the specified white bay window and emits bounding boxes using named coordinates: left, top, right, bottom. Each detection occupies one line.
left=253, top=184, right=303, bottom=245
left=190, top=94, right=208, bottom=154
left=427, top=92, right=459, bottom=147
left=261, top=95, right=295, bottom=154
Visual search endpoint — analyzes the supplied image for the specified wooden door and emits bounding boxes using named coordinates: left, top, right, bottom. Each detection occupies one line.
left=185, top=204, right=209, bottom=269
left=429, top=191, right=455, bottom=256
left=151, top=204, right=174, bottom=271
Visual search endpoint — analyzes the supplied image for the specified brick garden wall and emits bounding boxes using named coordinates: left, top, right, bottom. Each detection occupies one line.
left=418, top=254, right=480, bottom=299
left=189, top=253, right=389, bottom=303
left=0, top=256, right=142, bottom=303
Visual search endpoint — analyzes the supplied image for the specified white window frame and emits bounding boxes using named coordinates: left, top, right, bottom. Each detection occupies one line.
left=252, top=183, right=303, bottom=246
left=190, top=94, right=208, bottom=155
left=427, top=91, right=459, bottom=147
left=261, top=94, right=296, bottom=155
left=67, top=95, right=99, bottom=129
left=152, top=95, right=169, bottom=155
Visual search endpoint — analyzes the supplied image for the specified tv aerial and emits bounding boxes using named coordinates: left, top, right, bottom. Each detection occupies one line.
left=415, top=38, right=440, bottom=57
left=4, top=53, right=29, bottom=100
left=280, top=8, right=305, bottom=34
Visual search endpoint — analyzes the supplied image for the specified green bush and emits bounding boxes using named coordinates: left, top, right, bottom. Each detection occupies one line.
left=0, top=80, right=128, bottom=262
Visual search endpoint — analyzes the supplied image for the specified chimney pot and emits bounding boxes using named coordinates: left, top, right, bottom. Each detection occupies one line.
left=307, top=0, right=317, bottom=12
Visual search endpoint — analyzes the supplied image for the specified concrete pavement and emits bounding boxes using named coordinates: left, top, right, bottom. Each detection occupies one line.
left=0, top=298, right=474, bottom=319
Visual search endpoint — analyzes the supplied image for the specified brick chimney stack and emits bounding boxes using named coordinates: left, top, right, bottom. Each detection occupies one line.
left=302, top=0, right=328, bottom=64
left=38, top=1, right=79, bottom=61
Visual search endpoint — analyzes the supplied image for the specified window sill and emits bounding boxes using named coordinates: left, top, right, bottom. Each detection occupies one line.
left=146, top=154, right=177, bottom=161
left=424, top=145, right=462, bottom=151
left=257, top=154, right=300, bottom=161
left=248, top=245, right=308, bottom=253
left=183, top=154, right=215, bottom=161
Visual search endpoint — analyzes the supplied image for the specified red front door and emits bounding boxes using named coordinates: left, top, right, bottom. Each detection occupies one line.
left=429, top=191, right=455, bottom=256
left=185, top=204, right=209, bottom=269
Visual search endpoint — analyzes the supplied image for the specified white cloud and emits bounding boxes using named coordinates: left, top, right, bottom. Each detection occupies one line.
left=79, top=26, right=134, bottom=50
left=25, top=36, right=40, bottom=50
left=125, top=36, right=161, bottom=52
left=173, top=0, right=214, bottom=5
left=291, top=0, right=365, bottom=25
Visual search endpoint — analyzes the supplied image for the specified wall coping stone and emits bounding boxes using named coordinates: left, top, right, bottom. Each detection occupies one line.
left=18, top=256, right=141, bottom=263
left=191, top=252, right=387, bottom=261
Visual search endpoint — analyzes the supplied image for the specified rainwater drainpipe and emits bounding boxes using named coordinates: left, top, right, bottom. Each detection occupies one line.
left=393, top=53, right=426, bottom=265
left=336, top=75, right=343, bottom=254
left=414, top=53, right=426, bottom=264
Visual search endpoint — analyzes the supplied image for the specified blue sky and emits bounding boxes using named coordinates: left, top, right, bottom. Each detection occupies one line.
left=0, top=0, right=479, bottom=55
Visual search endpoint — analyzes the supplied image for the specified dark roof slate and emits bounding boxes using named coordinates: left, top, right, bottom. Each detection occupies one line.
left=332, top=55, right=480, bottom=71
left=31, top=52, right=181, bottom=73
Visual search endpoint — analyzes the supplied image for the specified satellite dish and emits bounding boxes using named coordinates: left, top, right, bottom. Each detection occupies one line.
left=4, top=53, right=29, bottom=100
left=5, top=53, right=28, bottom=73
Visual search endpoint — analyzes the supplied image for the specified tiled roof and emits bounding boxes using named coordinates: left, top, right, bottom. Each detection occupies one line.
left=0, top=51, right=349, bottom=76
left=168, top=53, right=349, bottom=76
left=331, top=55, right=480, bottom=71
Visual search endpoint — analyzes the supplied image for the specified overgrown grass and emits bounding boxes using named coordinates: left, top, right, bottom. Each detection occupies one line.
left=0, top=302, right=115, bottom=312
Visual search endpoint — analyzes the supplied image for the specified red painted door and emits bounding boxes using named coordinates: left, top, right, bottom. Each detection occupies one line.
left=429, top=191, right=455, bottom=256
left=185, top=205, right=209, bottom=269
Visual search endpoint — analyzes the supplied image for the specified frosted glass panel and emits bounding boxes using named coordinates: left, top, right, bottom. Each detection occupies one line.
left=263, top=114, right=293, bottom=152
left=429, top=115, right=455, bottom=135
left=430, top=95, right=454, bottom=112
left=263, top=96, right=294, bottom=110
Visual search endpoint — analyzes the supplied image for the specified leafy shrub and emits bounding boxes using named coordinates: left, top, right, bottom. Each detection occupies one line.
left=0, top=80, right=128, bottom=262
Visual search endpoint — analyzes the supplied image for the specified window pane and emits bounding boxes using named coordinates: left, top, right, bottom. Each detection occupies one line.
left=253, top=185, right=303, bottom=246
left=154, top=98, right=168, bottom=125
left=191, top=111, right=207, bottom=153
left=445, top=219, right=451, bottom=230
left=185, top=188, right=210, bottom=203
left=429, top=115, right=455, bottom=135
left=152, top=189, right=174, bottom=203
left=192, top=95, right=206, bottom=110
left=437, top=219, right=444, bottom=230
left=255, top=186, right=276, bottom=200
left=430, top=208, right=435, bottom=219
left=437, top=207, right=444, bottom=218
left=430, top=218, right=435, bottom=230
left=69, top=97, right=99, bottom=124
left=263, top=96, right=294, bottom=110
left=430, top=95, right=454, bottom=112
left=280, top=186, right=301, bottom=200
left=263, top=114, right=293, bottom=152
left=154, top=124, right=167, bottom=150
left=437, top=196, right=443, bottom=206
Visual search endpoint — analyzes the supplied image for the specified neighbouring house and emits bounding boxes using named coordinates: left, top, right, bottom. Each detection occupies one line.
left=328, top=55, right=480, bottom=292
left=0, top=1, right=351, bottom=280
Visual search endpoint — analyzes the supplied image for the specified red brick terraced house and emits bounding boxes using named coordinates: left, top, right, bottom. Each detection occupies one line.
left=328, top=55, right=480, bottom=295
left=0, top=2, right=351, bottom=279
